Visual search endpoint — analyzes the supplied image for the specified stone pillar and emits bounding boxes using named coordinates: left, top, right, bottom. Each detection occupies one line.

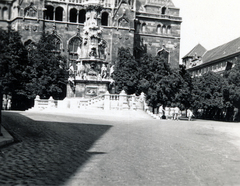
left=34, top=95, right=40, bottom=109
left=48, top=96, right=55, bottom=108
left=53, top=9, right=55, bottom=21
left=119, top=90, right=126, bottom=110
left=104, top=91, right=110, bottom=110
left=140, top=92, right=145, bottom=111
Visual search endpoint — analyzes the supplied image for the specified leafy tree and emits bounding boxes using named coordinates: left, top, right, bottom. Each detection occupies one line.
left=174, top=65, right=193, bottom=110
left=223, top=58, right=240, bottom=121
left=191, top=72, right=227, bottom=120
left=138, top=54, right=177, bottom=113
left=26, top=32, right=68, bottom=100
left=112, top=47, right=139, bottom=94
left=0, top=28, right=31, bottom=110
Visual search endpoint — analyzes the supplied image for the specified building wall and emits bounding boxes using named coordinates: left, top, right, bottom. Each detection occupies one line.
left=0, top=0, right=181, bottom=67
left=187, top=56, right=239, bottom=77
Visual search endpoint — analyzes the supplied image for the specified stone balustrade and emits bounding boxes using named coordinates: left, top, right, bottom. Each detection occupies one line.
left=32, top=91, right=145, bottom=111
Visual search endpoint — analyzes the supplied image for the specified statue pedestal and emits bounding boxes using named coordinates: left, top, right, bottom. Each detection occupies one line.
left=67, top=79, right=111, bottom=98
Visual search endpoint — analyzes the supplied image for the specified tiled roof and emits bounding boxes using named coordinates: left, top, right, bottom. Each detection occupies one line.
left=202, top=37, right=240, bottom=64
left=0, top=0, right=14, bottom=2
left=182, top=44, right=207, bottom=59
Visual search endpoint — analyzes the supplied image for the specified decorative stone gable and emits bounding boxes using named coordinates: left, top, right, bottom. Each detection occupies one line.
left=112, top=1, right=135, bottom=30
left=24, top=2, right=37, bottom=18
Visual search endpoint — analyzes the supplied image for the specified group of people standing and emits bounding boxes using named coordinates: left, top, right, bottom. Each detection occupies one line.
left=158, top=105, right=194, bottom=121
left=2, top=95, right=11, bottom=110
left=159, top=106, right=181, bottom=120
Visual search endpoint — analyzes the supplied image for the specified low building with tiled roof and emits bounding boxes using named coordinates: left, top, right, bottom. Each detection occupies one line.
left=182, top=37, right=240, bottom=77
left=182, top=43, right=207, bottom=69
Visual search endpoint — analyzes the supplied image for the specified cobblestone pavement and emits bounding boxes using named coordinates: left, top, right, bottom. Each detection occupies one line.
left=0, top=111, right=112, bottom=186
left=1, top=111, right=240, bottom=186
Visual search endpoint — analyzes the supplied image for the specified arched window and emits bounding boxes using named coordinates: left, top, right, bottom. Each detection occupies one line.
left=24, top=7, right=37, bottom=17
left=167, top=25, right=171, bottom=34
left=69, top=37, right=82, bottom=61
left=53, top=36, right=61, bottom=51
left=162, top=25, right=166, bottom=34
left=24, top=39, right=36, bottom=51
left=48, top=35, right=61, bottom=53
left=101, top=12, right=108, bottom=26
left=45, top=6, right=54, bottom=20
left=157, top=25, right=161, bottom=34
left=99, top=40, right=107, bottom=59
left=161, top=7, right=166, bottom=15
left=2, top=7, right=8, bottom=20
left=70, top=8, right=77, bottom=22
left=142, top=23, right=146, bottom=32
left=79, top=9, right=86, bottom=23
left=157, top=48, right=169, bottom=63
left=55, top=7, right=63, bottom=21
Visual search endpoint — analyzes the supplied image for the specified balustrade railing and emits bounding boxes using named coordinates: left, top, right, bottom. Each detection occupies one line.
left=32, top=91, right=145, bottom=111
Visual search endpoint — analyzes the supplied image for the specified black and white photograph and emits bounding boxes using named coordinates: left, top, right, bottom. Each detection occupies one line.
left=1, top=0, right=240, bottom=185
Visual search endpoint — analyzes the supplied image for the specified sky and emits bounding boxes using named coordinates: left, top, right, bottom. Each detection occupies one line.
left=173, top=0, right=240, bottom=59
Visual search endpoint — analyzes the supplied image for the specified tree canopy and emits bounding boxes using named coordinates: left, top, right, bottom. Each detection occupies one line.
left=224, top=58, right=240, bottom=108
left=0, top=29, right=68, bottom=109
left=26, top=33, right=68, bottom=100
left=174, top=65, right=192, bottom=110
left=0, top=28, right=30, bottom=109
left=112, top=47, right=139, bottom=94
left=191, top=72, right=228, bottom=119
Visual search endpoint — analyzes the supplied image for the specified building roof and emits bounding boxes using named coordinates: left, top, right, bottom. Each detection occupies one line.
left=182, top=43, right=207, bottom=59
left=202, top=37, right=240, bottom=64
left=0, top=0, right=15, bottom=2
left=144, top=0, right=175, bottom=7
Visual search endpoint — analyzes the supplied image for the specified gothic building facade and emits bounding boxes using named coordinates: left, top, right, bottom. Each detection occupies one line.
left=0, top=0, right=181, bottom=68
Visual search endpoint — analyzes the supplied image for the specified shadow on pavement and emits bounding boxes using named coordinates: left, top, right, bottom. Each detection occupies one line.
left=0, top=112, right=112, bottom=186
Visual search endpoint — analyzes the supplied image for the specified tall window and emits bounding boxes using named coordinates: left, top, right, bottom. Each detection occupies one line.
left=79, top=9, right=86, bottom=23
left=157, top=25, right=161, bottom=34
left=161, top=7, right=166, bottom=15
left=142, top=23, right=146, bottom=32
left=162, top=25, right=166, bottom=34
left=167, top=25, right=171, bottom=34
left=70, top=8, right=77, bottom=22
left=48, top=35, right=61, bottom=53
left=55, top=7, right=63, bottom=21
left=53, top=37, right=61, bottom=51
left=2, top=7, right=8, bottom=20
left=157, top=48, right=169, bottom=63
left=45, top=6, right=54, bottom=20
left=69, top=37, right=82, bottom=61
left=101, top=12, right=108, bottom=26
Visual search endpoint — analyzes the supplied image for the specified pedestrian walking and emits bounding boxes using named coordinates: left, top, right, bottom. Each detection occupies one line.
left=2, top=95, right=7, bottom=110
left=158, top=105, right=165, bottom=119
left=165, top=107, right=170, bottom=119
left=233, top=107, right=239, bottom=122
left=170, top=107, right=175, bottom=120
left=174, top=106, right=180, bottom=120
left=187, top=109, right=193, bottom=121
left=7, top=99, right=11, bottom=110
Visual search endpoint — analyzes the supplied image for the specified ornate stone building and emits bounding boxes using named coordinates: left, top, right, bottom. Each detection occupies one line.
left=183, top=37, right=240, bottom=77
left=0, top=0, right=181, bottom=68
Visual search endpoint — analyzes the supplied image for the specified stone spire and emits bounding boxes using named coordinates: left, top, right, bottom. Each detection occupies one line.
left=80, top=4, right=105, bottom=60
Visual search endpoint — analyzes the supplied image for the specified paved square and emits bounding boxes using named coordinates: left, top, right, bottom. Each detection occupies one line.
left=1, top=110, right=240, bottom=186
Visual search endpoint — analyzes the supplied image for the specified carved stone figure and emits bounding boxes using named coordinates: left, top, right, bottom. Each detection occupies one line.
left=89, top=48, right=97, bottom=58
left=101, top=64, right=107, bottom=79
left=110, top=65, right=114, bottom=77
left=68, top=63, right=75, bottom=77
left=76, top=61, right=85, bottom=79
